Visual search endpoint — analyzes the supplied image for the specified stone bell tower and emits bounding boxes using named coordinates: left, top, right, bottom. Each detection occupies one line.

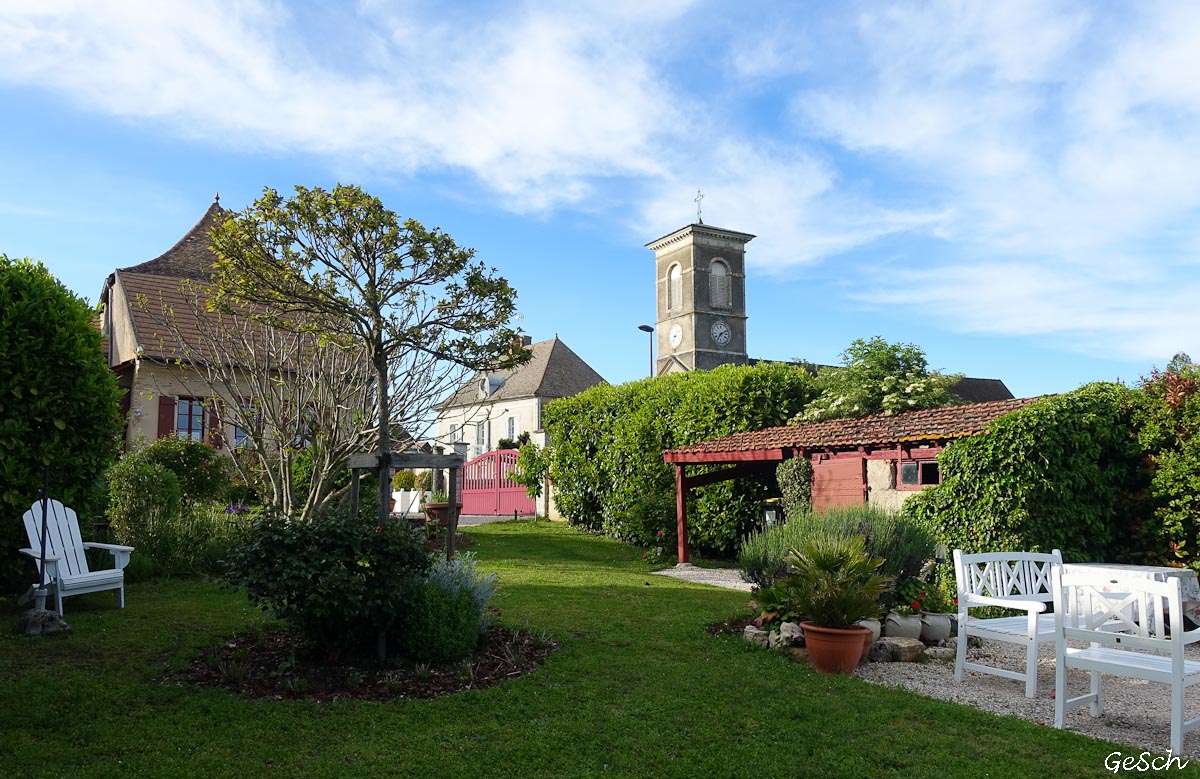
left=647, top=222, right=753, bottom=375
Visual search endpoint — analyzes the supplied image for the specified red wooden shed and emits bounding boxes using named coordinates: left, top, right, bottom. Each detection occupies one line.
left=661, top=397, right=1039, bottom=563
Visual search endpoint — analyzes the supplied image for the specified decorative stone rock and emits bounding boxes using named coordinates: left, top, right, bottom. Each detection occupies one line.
left=779, top=646, right=809, bottom=664
left=20, top=608, right=69, bottom=637
left=878, top=636, right=925, bottom=663
left=924, top=646, right=956, bottom=661
left=868, top=640, right=894, bottom=663
left=744, top=625, right=770, bottom=647
left=779, top=621, right=805, bottom=647
left=768, top=630, right=783, bottom=649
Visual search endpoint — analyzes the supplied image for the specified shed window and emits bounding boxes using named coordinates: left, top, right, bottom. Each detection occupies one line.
left=667, top=264, right=682, bottom=310
left=899, top=460, right=940, bottom=489
left=709, top=259, right=730, bottom=309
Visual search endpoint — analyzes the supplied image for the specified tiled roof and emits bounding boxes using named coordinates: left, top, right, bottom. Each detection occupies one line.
left=665, top=396, right=1040, bottom=458
left=120, top=201, right=226, bottom=280
left=117, top=271, right=214, bottom=361
left=439, top=338, right=606, bottom=409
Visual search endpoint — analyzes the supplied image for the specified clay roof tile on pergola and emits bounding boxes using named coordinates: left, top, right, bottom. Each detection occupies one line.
left=663, top=396, right=1040, bottom=464
left=661, top=396, right=1042, bottom=565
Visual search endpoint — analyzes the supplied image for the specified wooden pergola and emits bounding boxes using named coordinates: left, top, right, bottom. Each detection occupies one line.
left=347, top=444, right=468, bottom=559
left=662, top=445, right=796, bottom=564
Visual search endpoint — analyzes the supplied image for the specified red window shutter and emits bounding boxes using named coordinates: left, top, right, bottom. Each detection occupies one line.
left=207, top=402, right=224, bottom=449
left=158, top=396, right=176, bottom=439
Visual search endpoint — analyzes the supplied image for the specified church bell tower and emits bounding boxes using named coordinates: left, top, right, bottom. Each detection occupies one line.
left=647, top=222, right=753, bottom=375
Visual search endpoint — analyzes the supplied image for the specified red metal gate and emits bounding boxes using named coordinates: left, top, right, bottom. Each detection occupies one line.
left=460, top=449, right=536, bottom=516
left=811, top=454, right=866, bottom=512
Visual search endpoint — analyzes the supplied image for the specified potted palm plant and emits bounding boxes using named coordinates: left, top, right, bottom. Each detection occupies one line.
left=781, top=536, right=893, bottom=674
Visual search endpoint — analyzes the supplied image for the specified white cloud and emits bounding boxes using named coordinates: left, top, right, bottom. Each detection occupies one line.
left=0, top=1, right=685, bottom=212
left=786, top=0, right=1200, bottom=362
left=2, top=0, right=1199, bottom=365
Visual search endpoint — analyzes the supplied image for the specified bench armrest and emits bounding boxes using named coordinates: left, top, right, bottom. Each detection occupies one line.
left=961, top=594, right=1047, bottom=613
left=83, top=542, right=135, bottom=553
left=18, top=547, right=62, bottom=561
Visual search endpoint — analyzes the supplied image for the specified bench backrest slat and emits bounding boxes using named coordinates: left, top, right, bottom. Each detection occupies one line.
left=955, top=549, right=1061, bottom=603
left=1054, top=569, right=1183, bottom=656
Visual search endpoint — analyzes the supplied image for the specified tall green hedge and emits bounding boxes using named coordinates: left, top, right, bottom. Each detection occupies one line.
left=0, top=257, right=123, bottom=591
left=1133, top=362, right=1200, bottom=568
left=542, top=362, right=818, bottom=555
left=902, top=382, right=1147, bottom=562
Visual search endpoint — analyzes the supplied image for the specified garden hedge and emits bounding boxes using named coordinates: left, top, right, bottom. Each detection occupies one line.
left=902, top=382, right=1148, bottom=563
left=541, top=362, right=817, bottom=554
left=0, top=257, right=122, bottom=591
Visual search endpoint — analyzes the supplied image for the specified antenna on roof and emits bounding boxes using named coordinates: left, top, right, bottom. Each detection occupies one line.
left=694, top=189, right=704, bottom=224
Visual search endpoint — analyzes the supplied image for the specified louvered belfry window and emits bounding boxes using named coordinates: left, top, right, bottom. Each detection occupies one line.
left=710, top=259, right=730, bottom=308
left=667, top=264, right=682, bottom=310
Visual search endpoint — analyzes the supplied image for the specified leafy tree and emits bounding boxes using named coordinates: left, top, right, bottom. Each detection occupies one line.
left=792, top=336, right=962, bottom=422
left=209, top=185, right=527, bottom=525
left=0, top=256, right=123, bottom=590
left=1134, top=362, right=1200, bottom=568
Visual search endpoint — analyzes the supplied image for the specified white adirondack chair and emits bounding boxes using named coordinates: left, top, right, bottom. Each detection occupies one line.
left=19, top=499, right=134, bottom=616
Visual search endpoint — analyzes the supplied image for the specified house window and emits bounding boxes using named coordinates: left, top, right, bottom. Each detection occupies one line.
left=507, top=416, right=517, bottom=440
left=176, top=398, right=206, bottom=442
left=899, top=460, right=940, bottom=489
left=667, top=264, right=682, bottom=310
left=450, top=424, right=463, bottom=442
left=709, top=259, right=730, bottom=309
left=476, top=420, right=488, bottom=455
left=232, top=402, right=255, bottom=449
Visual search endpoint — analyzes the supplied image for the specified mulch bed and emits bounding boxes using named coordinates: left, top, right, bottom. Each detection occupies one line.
left=179, top=625, right=559, bottom=702
left=706, top=614, right=755, bottom=637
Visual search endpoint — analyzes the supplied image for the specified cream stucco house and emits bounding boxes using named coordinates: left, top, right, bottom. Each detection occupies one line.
left=435, top=337, right=605, bottom=458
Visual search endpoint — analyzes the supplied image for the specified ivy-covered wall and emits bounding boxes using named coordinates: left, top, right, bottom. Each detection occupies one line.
left=902, top=383, right=1148, bottom=563
left=541, top=363, right=818, bottom=555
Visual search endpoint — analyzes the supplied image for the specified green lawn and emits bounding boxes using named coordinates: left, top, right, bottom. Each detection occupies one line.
left=1, top=521, right=1186, bottom=778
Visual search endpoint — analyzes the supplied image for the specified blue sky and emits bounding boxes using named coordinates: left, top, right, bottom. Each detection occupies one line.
left=2, top=1, right=1198, bottom=399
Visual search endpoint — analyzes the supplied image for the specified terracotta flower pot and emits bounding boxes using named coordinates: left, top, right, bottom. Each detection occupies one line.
left=801, top=622, right=871, bottom=674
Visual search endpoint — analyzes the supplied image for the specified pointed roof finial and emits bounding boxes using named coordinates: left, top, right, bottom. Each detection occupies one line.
left=214, top=192, right=220, bottom=205
left=694, top=189, right=704, bottom=224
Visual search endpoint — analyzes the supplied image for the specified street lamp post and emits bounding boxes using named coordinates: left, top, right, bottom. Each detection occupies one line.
left=637, top=324, right=654, bottom=378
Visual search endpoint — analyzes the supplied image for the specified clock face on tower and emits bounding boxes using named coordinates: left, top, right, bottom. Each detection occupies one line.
left=710, top=320, right=732, bottom=346
left=668, top=324, right=683, bottom=349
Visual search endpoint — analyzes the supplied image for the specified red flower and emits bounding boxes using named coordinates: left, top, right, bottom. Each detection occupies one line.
left=910, top=601, right=921, bottom=611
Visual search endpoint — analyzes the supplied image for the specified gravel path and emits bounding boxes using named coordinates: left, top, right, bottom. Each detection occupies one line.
left=652, top=565, right=1200, bottom=756
left=858, top=638, right=1200, bottom=757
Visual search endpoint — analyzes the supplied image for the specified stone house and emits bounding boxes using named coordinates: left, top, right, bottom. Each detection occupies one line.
left=98, top=199, right=239, bottom=450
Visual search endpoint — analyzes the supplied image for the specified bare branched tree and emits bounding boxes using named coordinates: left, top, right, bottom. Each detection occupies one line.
left=137, top=281, right=379, bottom=521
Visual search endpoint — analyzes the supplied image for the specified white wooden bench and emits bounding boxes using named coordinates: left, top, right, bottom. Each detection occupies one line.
left=1053, top=567, right=1200, bottom=755
left=20, top=499, right=134, bottom=616
left=953, top=549, right=1062, bottom=698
